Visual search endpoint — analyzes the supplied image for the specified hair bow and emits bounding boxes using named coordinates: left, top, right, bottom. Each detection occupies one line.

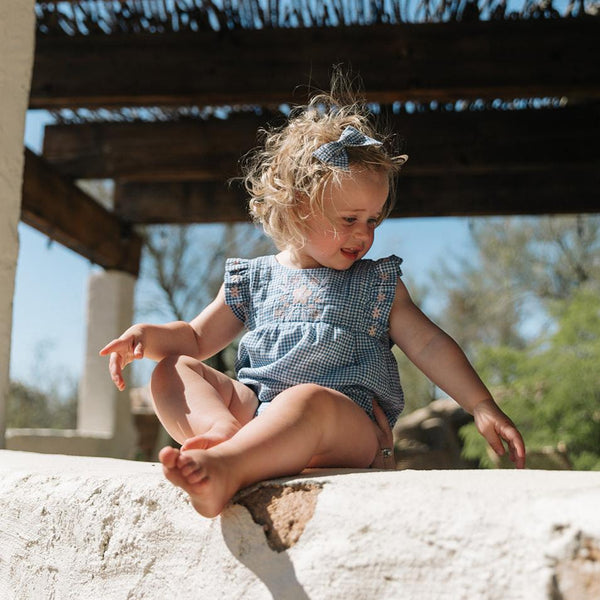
left=312, top=126, right=383, bottom=170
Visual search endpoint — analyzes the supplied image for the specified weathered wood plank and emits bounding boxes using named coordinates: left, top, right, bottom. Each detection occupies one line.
left=21, top=149, right=142, bottom=275
left=30, top=19, right=600, bottom=108
left=42, top=113, right=272, bottom=181
left=393, top=168, right=600, bottom=217
left=43, top=105, right=599, bottom=180
left=114, top=181, right=249, bottom=223
left=114, top=166, right=600, bottom=223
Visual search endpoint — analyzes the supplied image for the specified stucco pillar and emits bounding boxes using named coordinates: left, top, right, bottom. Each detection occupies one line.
left=0, top=1, right=36, bottom=448
left=78, top=270, right=136, bottom=457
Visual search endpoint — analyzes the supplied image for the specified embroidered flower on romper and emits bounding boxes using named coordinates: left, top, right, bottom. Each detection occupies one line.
left=293, top=285, right=312, bottom=305
left=372, top=307, right=382, bottom=319
left=230, top=285, right=240, bottom=298
left=377, top=292, right=386, bottom=302
left=368, top=325, right=377, bottom=337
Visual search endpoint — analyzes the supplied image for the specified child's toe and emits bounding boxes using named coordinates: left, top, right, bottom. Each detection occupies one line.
left=187, top=471, right=208, bottom=484
left=176, top=452, right=194, bottom=470
left=159, top=446, right=180, bottom=469
left=180, top=462, right=200, bottom=478
left=162, top=463, right=186, bottom=488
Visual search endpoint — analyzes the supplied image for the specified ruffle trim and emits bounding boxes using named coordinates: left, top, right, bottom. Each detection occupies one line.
left=224, top=257, right=250, bottom=323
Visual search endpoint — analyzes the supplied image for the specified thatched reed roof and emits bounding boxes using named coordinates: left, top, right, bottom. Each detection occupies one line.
left=35, top=0, right=597, bottom=38
left=46, top=96, right=567, bottom=128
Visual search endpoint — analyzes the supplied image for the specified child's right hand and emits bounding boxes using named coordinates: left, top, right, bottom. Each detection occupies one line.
left=99, top=326, right=146, bottom=391
left=370, top=399, right=396, bottom=470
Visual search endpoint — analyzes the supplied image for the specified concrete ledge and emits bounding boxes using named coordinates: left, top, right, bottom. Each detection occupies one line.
left=5, top=429, right=115, bottom=458
left=1, top=451, right=599, bottom=599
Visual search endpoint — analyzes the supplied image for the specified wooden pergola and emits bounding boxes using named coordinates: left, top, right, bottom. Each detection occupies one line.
left=21, top=0, right=600, bottom=277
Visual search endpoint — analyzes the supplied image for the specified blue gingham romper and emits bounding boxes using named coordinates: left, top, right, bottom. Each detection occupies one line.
left=223, top=255, right=405, bottom=427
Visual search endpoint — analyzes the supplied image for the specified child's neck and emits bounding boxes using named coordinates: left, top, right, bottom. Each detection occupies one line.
left=276, top=250, right=322, bottom=270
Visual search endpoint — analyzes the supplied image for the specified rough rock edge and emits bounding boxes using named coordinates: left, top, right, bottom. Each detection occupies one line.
left=234, top=481, right=323, bottom=552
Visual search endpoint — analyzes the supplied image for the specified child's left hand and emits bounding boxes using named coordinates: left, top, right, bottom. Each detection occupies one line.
left=473, top=398, right=526, bottom=469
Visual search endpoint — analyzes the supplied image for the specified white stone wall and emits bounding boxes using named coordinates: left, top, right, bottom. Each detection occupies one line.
left=0, top=1, right=36, bottom=447
left=1, top=451, right=599, bottom=600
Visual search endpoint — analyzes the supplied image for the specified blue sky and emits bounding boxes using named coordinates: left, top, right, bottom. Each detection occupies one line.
left=11, top=110, right=475, bottom=390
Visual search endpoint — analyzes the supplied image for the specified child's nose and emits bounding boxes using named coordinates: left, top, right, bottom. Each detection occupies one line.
left=354, top=223, right=370, bottom=241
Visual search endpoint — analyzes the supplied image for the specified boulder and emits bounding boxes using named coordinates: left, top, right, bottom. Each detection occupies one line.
left=393, top=398, right=475, bottom=469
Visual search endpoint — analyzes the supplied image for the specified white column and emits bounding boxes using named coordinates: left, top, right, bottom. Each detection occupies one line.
left=0, top=1, right=36, bottom=448
left=78, top=270, right=136, bottom=456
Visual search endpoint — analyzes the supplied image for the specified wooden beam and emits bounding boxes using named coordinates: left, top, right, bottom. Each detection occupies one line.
left=30, top=19, right=599, bottom=109
left=114, top=166, right=600, bottom=224
left=394, top=168, right=600, bottom=217
left=43, top=105, right=600, bottom=180
left=42, top=113, right=273, bottom=181
left=114, top=181, right=249, bottom=223
left=21, top=148, right=142, bottom=275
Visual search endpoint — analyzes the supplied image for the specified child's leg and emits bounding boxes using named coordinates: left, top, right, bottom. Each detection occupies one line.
left=150, top=355, right=258, bottom=450
left=159, top=384, right=381, bottom=518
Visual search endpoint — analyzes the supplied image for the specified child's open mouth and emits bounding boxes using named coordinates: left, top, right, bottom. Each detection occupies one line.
left=341, top=248, right=360, bottom=260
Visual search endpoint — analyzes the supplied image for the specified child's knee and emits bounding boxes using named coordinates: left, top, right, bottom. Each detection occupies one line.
left=272, top=383, right=339, bottom=416
left=280, top=383, right=324, bottom=401
left=153, top=355, right=201, bottom=378
left=151, top=355, right=199, bottom=394
left=152, top=354, right=178, bottom=384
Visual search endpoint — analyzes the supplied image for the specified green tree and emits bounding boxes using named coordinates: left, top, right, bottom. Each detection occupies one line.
left=431, top=215, right=600, bottom=354
left=427, top=215, right=600, bottom=469
left=8, top=338, right=78, bottom=429
left=7, top=380, right=77, bottom=429
left=461, top=287, right=600, bottom=470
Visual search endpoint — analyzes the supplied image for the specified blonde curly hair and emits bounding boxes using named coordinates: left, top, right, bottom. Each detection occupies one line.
left=241, top=74, right=408, bottom=250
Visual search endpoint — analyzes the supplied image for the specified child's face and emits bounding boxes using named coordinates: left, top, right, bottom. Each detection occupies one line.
left=292, top=167, right=389, bottom=270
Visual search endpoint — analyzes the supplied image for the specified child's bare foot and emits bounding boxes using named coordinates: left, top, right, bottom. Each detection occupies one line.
left=158, top=446, right=236, bottom=518
left=180, top=421, right=241, bottom=452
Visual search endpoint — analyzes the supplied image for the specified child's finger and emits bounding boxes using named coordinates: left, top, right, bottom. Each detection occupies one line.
left=133, top=342, right=144, bottom=359
left=501, top=428, right=526, bottom=469
left=109, top=352, right=126, bottom=390
left=99, top=340, right=116, bottom=356
left=99, top=338, right=125, bottom=356
left=370, top=399, right=395, bottom=470
left=372, top=399, right=393, bottom=447
left=484, top=428, right=506, bottom=458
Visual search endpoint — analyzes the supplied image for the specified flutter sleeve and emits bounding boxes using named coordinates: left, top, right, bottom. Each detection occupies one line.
left=367, top=255, right=403, bottom=339
left=224, top=258, right=250, bottom=324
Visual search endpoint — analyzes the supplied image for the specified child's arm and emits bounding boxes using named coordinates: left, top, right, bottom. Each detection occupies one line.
left=99, top=284, right=243, bottom=390
left=389, top=280, right=526, bottom=468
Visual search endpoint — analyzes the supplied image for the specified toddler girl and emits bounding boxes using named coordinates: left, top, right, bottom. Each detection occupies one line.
left=100, top=80, right=526, bottom=518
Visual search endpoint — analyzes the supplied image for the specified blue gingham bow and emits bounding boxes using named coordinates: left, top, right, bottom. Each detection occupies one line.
left=312, top=126, right=383, bottom=170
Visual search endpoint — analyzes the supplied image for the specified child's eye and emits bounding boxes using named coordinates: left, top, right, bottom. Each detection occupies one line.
left=343, top=217, right=356, bottom=224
